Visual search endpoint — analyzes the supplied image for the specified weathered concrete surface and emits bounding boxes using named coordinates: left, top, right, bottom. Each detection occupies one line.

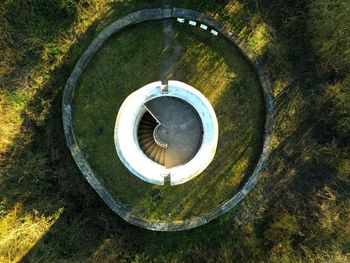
left=62, top=7, right=274, bottom=231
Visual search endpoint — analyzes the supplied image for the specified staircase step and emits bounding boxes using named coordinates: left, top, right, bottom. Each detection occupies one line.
left=139, top=121, right=156, bottom=128
left=139, top=123, right=156, bottom=130
left=154, top=146, right=163, bottom=163
left=138, top=130, right=153, bottom=136
left=138, top=128, right=155, bottom=134
left=140, top=119, right=157, bottom=126
left=139, top=136, right=154, bottom=146
left=144, top=142, right=157, bottom=156
left=139, top=137, right=154, bottom=146
left=138, top=133, right=154, bottom=140
left=141, top=139, right=156, bottom=151
left=149, top=144, right=160, bottom=160
left=138, top=122, right=154, bottom=128
left=164, top=149, right=170, bottom=167
left=160, top=148, right=166, bottom=166
left=138, top=132, right=152, bottom=138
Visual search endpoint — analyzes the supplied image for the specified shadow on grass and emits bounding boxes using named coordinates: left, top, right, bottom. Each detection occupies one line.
left=0, top=0, right=87, bottom=90
left=2, top=0, right=340, bottom=261
left=1, top=1, right=242, bottom=261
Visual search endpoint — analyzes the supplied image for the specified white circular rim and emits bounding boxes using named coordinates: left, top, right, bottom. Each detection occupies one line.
left=114, top=80, right=219, bottom=185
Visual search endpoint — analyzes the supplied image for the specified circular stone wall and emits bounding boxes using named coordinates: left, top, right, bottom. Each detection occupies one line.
left=63, top=7, right=274, bottom=231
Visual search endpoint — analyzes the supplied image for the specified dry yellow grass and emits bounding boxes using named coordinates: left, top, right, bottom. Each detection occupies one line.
left=0, top=203, right=62, bottom=263
left=0, top=1, right=115, bottom=157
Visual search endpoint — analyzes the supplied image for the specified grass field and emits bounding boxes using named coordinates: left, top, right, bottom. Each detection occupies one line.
left=0, top=0, right=349, bottom=262
left=72, top=19, right=265, bottom=220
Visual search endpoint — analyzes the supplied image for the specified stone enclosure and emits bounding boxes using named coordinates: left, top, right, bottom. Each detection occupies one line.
left=62, top=7, right=274, bottom=231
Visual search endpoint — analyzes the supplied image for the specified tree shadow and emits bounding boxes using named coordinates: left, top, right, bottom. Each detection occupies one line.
left=239, top=0, right=350, bottom=258
left=1, top=1, right=237, bottom=262
left=1, top=0, right=81, bottom=88
left=1, top=0, right=339, bottom=262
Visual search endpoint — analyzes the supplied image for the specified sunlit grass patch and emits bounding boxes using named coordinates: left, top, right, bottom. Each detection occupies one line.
left=0, top=90, right=31, bottom=155
left=224, top=1, right=244, bottom=16
left=179, top=41, right=238, bottom=107
left=246, top=21, right=272, bottom=56
left=0, top=203, right=63, bottom=263
left=0, top=1, right=120, bottom=158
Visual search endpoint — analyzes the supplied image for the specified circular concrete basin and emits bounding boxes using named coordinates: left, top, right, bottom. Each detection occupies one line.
left=140, top=96, right=203, bottom=168
left=114, top=80, right=219, bottom=185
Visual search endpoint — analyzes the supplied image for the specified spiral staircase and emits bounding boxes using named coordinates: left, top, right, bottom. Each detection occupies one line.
left=137, top=111, right=167, bottom=166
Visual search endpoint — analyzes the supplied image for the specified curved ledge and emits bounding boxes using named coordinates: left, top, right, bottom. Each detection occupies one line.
left=62, top=7, right=274, bottom=231
left=153, top=124, right=168, bottom=149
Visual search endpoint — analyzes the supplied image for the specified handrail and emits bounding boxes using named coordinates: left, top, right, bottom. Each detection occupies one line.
left=153, top=124, right=168, bottom=148
left=142, top=104, right=161, bottom=124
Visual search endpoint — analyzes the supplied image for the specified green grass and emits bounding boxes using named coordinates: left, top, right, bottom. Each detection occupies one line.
left=0, top=0, right=349, bottom=262
left=71, top=20, right=265, bottom=220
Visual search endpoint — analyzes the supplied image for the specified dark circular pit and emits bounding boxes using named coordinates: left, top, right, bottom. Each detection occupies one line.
left=137, top=97, right=203, bottom=168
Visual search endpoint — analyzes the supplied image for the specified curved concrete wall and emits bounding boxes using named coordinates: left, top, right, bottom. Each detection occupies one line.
left=62, top=7, right=274, bottom=231
left=114, top=80, right=219, bottom=185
